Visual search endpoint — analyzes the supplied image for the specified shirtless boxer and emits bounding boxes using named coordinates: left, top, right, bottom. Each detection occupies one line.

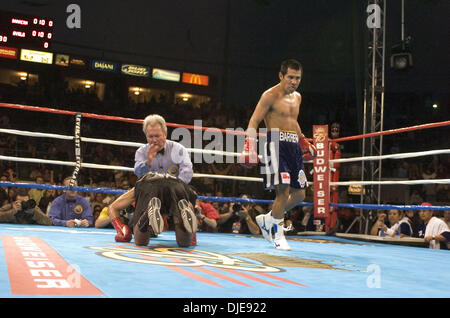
left=239, top=59, right=316, bottom=250
left=108, top=172, right=197, bottom=247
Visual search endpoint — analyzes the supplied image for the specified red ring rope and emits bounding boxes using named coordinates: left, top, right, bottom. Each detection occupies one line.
left=1, top=102, right=448, bottom=140
left=0, top=102, right=248, bottom=135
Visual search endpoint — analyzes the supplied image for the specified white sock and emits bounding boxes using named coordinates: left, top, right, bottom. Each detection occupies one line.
left=264, top=211, right=273, bottom=222
left=272, top=217, right=284, bottom=225
left=267, top=209, right=285, bottom=223
left=266, top=211, right=286, bottom=230
left=273, top=218, right=286, bottom=239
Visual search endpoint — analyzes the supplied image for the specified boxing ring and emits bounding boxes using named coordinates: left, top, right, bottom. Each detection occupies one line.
left=0, top=102, right=449, bottom=299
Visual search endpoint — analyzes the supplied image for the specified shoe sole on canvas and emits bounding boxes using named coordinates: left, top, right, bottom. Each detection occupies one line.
left=147, top=197, right=164, bottom=235
left=274, top=238, right=291, bottom=250
left=178, top=199, right=197, bottom=234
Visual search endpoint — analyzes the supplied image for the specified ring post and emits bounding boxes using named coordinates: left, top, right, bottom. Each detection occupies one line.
left=312, top=125, right=330, bottom=230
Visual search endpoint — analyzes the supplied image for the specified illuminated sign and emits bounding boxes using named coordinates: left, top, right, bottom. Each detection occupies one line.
left=91, top=60, right=118, bottom=72
left=70, top=57, right=86, bottom=67
left=121, top=64, right=150, bottom=77
left=55, top=54, right=69, bottom=66
left=0, top=10, right=54, bottom=50
left=0, top=46, right=18, bottom=59
left=152, top=68, right=180, bottom=82
left=20, top=48, right=53, bottom=64
left=182, top=72, right=209, bottom=86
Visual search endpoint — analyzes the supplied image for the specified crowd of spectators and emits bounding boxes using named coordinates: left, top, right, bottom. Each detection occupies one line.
left=0, top=72, right=449, bottom=246
left=2, top=161, right=448, bottom=250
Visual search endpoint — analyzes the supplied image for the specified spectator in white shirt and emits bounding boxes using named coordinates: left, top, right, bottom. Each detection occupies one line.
left=377, top=209, right=413, bottom=238
left=418, top=202, right=450, bottom=249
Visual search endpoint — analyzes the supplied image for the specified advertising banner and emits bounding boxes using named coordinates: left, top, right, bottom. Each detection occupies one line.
left=312, top=125, right=330, bottom=220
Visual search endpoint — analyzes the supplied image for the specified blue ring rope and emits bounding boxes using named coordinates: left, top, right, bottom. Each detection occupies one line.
left=1, top=181, right=449, bottom=211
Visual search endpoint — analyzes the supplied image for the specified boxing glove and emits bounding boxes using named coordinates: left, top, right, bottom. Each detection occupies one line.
left=111, top=217, right=132, bottom=242
left=299, top=133, right=317, bottom=161
left=239, top=137, right=259, bottom=168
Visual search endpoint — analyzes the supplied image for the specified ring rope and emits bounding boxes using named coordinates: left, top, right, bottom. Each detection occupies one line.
left=332, top=120, right=450, bottom=143
left=0, top=155, right=133, bottom=171
left=1, top=102, right=449, bottom=199
left=192, top=173, right=262, bottom=182
left=0, top=128, right=243, bottom=157
left=1, top=127, right=448, bottom=164
left=1, top=102, right=448, bottom=167
left=2, top=101, right=449, bottom=243
left=1, top=154, right=449, bottom=185
left=331, top=179, right=450, bottom=186
left=330, top=149, right=450, bottom=164
left=4, top=128, right=448, bottom=161
left=0, top=102, right=254, bottom=136
left=3, top=127, right=448, bottom=161
left=2, top=102, right=448, bottom=141
left=0, top=155, right=264, bottom=182
left=1, top=181, right=448, bottom=211
left=0, top=128, right=73, bottom=140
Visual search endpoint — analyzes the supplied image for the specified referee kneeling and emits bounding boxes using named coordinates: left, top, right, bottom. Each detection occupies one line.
left=109, top=172, right=198, bottom=247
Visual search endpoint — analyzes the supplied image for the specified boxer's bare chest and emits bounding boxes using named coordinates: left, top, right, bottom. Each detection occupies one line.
left=264, top=95, right=300, bottom=130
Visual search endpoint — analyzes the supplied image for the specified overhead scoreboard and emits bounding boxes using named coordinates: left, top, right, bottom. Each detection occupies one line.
left=0, top=10, right=54, bottom=50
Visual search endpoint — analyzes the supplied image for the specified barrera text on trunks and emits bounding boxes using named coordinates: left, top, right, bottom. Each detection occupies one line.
left=279, top=131, right=299, bottom=143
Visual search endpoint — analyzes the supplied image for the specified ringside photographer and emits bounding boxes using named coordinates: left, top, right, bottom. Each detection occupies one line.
left=218, top=194, right=263, bottom=235
left=0, top=188, right=52, bottom=225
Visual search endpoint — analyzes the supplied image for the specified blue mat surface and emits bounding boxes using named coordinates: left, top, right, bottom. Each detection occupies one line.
left=0, top=223, right=449, bottom=298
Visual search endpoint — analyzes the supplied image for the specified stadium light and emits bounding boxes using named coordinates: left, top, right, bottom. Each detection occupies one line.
left=390, top=37, right=413, bottom=71
left=84, top=80, right=94, bottom=88
left=390, top=0, right=413, bottom=71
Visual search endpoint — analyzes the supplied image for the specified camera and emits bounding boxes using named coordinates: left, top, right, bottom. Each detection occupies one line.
left=21, top=199, right=36, bottom=211
left=194, top=207, right=202, bottom=218
left=14, top=199, right=36, bottom=218
left=232, top=203, right=242, bottom=216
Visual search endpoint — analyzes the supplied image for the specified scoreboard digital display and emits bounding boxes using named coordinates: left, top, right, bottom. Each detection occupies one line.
left=0, top=10, right=54, bottom=50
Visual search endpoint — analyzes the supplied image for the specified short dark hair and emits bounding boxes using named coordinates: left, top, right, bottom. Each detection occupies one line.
left=280, top=59, right=302, bottom=75
left=63, top=176, right=77, bottom=186
left=12, top=188, right=30, bottom=201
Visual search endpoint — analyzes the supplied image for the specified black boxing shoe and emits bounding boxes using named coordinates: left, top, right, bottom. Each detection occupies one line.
left=146, top=197, right=164, bottom=235
left=137, top=219, right=158, bottom=237
left=178, top=199, right=197, bottom=234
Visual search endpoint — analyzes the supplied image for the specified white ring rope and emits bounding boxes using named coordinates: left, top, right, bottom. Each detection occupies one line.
left=1, top=154, right=449, bottom=185
left=0, top=155, right=261, bottom=182
left=0, top=128, right=242, bottom=157
left=2, top=128, right=447, bottom=161
left=193, top=173, right=263, bottom=182
left=82, top=137, right=144, bottom=148
left=1, top=127, right=449, bottom=185
left=331, top=149, right=450, bottom=163
left=331, top=179, right=450, bottom=186
left=0, top=128, right=73, bottom=140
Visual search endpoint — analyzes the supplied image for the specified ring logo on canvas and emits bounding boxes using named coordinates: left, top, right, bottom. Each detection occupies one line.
left=87, top=245, right=283, bottom=273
